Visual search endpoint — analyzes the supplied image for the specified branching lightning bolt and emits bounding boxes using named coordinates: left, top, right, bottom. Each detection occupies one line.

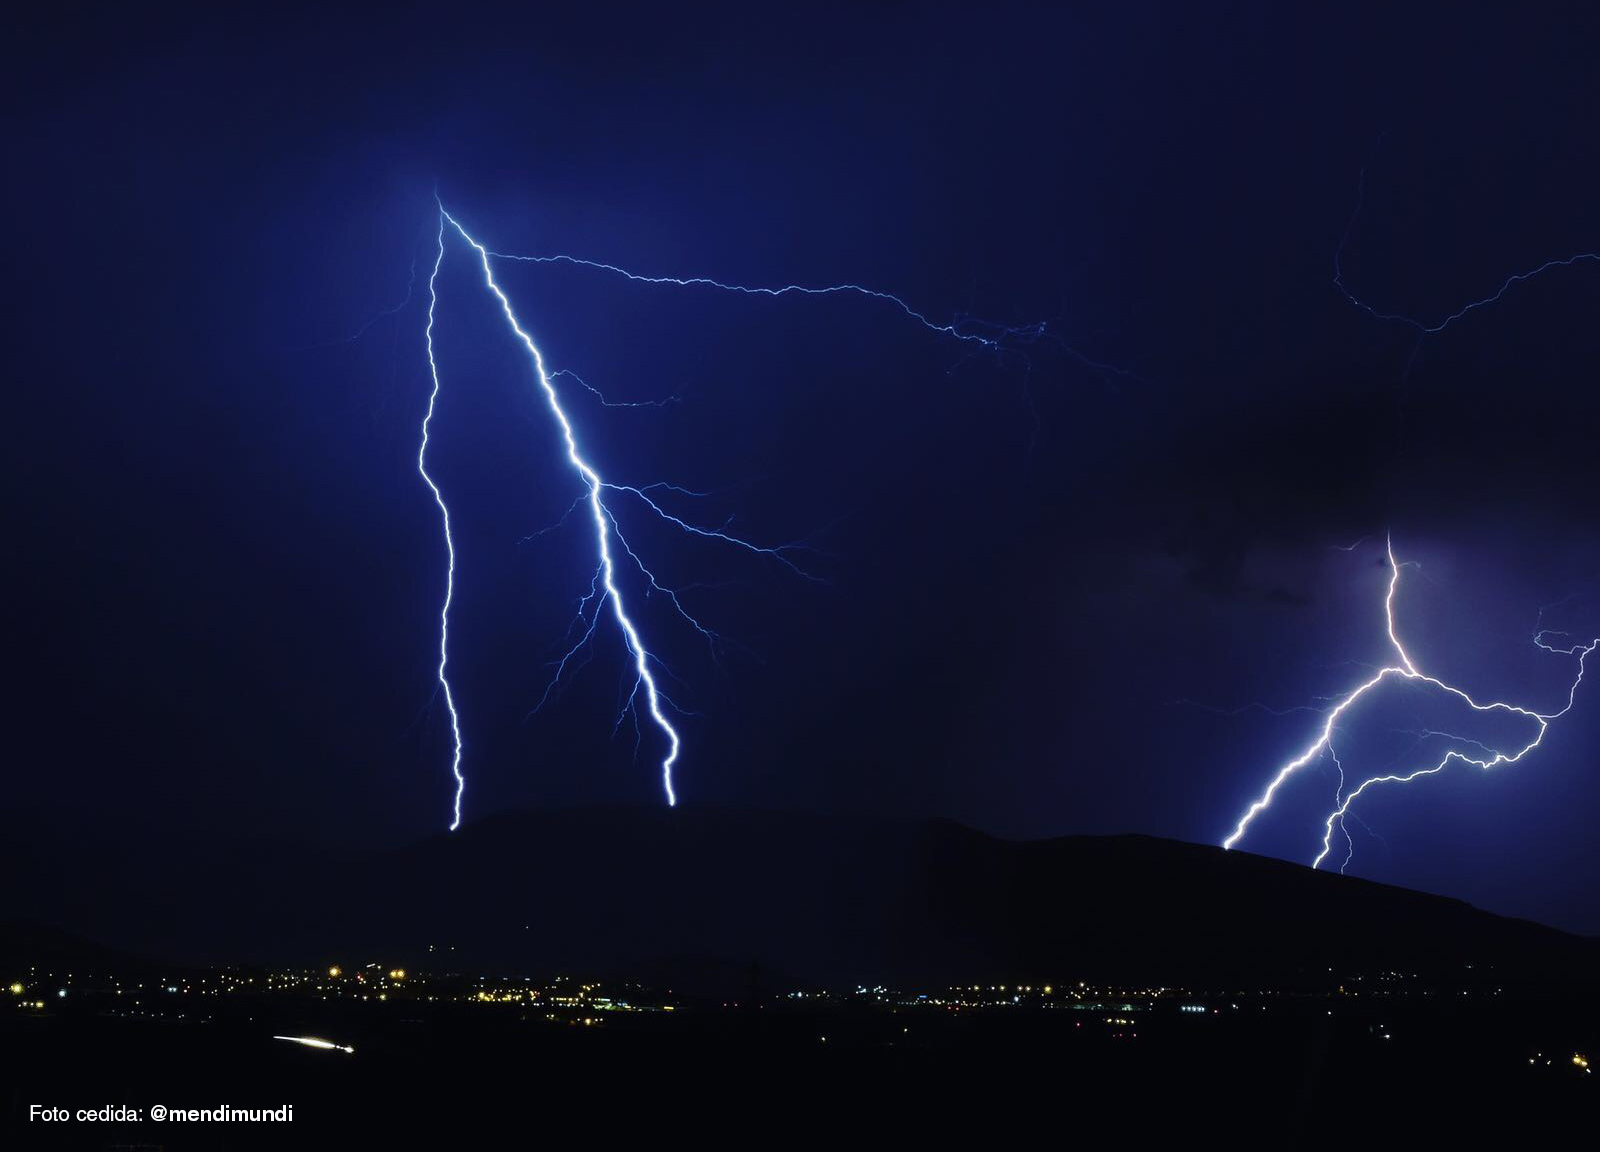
left=420, top=202, right=1114, bottom=827
left=1334, top=163, right=1599, bottom=337
left=484, top=249, right=1137, bottom=378
left=1223, top=537, right=1598, bottom=871
left=426, top=208, right=742, bottom=816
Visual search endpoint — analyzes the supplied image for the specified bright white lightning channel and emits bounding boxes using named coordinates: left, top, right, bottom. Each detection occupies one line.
left=425, top=210, right=721, bottom=820
left=1222, top=537, right=1598, bottom=871
left=420, top=215, right=466, bottom=830
left=419, top=205, right=1128, bottom=829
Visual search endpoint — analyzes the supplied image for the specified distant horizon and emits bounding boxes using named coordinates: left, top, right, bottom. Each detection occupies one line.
left=10, top=799, right=1596, bottom=941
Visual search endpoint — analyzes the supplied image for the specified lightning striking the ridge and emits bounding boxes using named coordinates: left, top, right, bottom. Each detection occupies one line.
left=1222, top=537, right=1598, bottom=871
left=419, top=202, right=1108, bottom=828
left=483, top=249, right=1136, bottom=379
left=420, top=215, right=466, bottom=831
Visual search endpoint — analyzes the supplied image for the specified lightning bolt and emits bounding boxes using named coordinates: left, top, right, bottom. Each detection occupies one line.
left=1334, top=162, right=1599, bottom=337
left=420, top=215, right=466, bottom=831
left=420, top=201, right=1118, bottom=827
left=1223, top=537, right=1598, bottom=871
left=424, top=208, right=748, bottom=820
left=482, top=249, right=1137, bottom=379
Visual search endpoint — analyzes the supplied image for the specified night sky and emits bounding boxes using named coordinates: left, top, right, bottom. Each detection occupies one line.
left=10, top=3, right=1599, bottom=933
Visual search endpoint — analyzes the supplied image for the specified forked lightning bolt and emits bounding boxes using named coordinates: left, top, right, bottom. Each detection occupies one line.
left=420, top=202, right=1114, bottom=828
left=424, top=209, right=783, bottom=825
left=1223, top=538, right=1598, bottom=870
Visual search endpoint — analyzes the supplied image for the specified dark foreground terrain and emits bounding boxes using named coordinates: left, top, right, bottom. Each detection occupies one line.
left=6, top=807, right=1596, bottom=986
left=3, top=971, right=1595, bottom=1148
left=4, top=810, right=1596, bottom=1145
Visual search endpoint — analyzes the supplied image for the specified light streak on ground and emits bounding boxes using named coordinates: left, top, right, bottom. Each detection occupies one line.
left=1223, top=537, right=1599, bottom=871
left=273, top=1035, right=355, bottom=1054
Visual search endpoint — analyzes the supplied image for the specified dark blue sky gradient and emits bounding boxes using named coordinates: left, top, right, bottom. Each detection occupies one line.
left=8, top=3, right=1600, bottom=931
